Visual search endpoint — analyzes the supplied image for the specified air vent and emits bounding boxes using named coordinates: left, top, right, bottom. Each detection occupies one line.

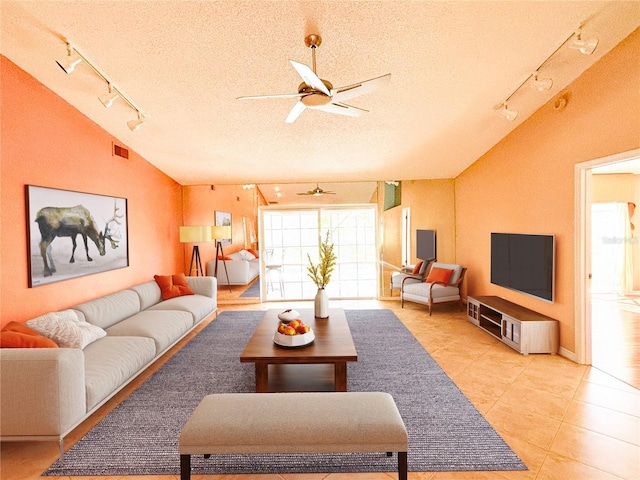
left=112, top=143, right=129, bottom=159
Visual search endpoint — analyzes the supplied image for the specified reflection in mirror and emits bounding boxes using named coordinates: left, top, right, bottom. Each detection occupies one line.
left=257, top=182, right=378, bottom=206
left=218, top=182, right=383, bottom=304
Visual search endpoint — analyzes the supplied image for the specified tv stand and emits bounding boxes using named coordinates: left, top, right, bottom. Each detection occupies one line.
left=467, top=296, right=558, bottom=355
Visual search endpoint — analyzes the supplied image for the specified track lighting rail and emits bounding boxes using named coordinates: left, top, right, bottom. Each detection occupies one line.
left=498, top=25, right=598, bottom=120
left=57, top=41, right=148, bottom=131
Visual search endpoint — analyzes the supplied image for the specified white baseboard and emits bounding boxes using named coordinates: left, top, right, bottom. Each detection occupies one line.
left=558, top=346, right=578, bottom=363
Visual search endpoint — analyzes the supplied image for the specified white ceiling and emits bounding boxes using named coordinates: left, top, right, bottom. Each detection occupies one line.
left=2, top=1, right=639, bottom=199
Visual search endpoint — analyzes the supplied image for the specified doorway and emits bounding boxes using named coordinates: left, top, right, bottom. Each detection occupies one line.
left=576, top=149, right=640, bottom=388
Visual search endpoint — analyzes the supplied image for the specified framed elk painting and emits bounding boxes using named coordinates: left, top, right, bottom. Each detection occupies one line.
left=26, top=185, right=129, bottom=287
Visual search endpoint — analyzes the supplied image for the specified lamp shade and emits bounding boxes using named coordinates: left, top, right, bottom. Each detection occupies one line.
left=179, top=226, right=212, bottom=243
left=211, top=225, right=232, bottom=240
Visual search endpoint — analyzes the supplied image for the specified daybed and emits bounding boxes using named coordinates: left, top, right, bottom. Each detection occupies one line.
left=0, top=275, right=217, bottom=453
left=207, top=249, right=259, bottom=286
left=401, top=262, right=466, bottom=315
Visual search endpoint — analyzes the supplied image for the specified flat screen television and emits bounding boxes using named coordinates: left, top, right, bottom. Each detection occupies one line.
left=490, top=233, right=555, bottom=302
left=416, top=229, right=436, bottom=261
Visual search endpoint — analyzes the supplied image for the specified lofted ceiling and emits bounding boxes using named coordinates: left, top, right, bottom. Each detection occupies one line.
left=2, top=1, right=639, bottom=203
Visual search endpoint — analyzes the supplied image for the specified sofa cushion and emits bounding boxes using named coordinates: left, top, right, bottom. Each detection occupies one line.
left=154, top=274, right=195, bottom=300
left=426, top=267, right=454, bottom=284
left=105, top=310, right=193, bottom=354
left=72, top=290, right=141, bottom=329
left=129, top=281, right=163, bottom=310
left=146, top=294, right=215, bottom=325
left=238, top=249, right=256, bottom=260
left=1, top=321, right=59, bottom=348
left=228, top=252, right=243, bottom=261
left=0, top=330, right=59, bottom=348
left=428, top=263, right=463, bottom=284
left=403, top=282, right=461, bottom=300
left=26, top=310, right=106, bottom=349
left=83, top=336, right=156, bottom=410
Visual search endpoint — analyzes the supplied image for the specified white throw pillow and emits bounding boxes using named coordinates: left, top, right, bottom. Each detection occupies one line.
left=238, top=249, right=256, bottom=261
left=27, top=310, right=106, bottom=349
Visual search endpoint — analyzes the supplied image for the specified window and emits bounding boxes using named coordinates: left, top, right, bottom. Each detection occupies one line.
left=261, top=206, right=377, bottom=300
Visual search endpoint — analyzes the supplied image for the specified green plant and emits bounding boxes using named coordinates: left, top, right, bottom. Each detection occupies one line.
left=307, top=231, right=337, bottom=288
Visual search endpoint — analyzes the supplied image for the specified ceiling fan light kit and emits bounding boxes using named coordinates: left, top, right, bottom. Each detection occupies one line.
left=56, top=41, right=148, bottom=132
left=497, top=24, right=598, bottom=121
left=237, top=34, right=391, bottom=123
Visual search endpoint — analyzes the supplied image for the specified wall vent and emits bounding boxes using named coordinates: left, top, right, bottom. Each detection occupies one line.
left=112, top=143, right=129, bottom=159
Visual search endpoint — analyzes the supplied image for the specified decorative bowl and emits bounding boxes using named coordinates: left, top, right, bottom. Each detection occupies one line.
left=277, top=309, right=300, bottom=323
left=273, top=329, right=315, bottom=348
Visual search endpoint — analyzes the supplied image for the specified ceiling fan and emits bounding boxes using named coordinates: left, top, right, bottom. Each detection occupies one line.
left=237, top=34, right=391, bottom=123
left=297, top=184, right=336, bottom=196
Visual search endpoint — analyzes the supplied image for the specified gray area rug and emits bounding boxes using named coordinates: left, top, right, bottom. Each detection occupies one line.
left=239, top=279, right=260, bottom=297
left=44, top=309, right=526, bottom=476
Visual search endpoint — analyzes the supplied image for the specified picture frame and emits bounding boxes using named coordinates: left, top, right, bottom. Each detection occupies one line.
left=215, top=211, right=232, bottom=245
left=26, top=185, right=129, bottom=287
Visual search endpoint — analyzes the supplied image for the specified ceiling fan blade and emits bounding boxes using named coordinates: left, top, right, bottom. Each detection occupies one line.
left=237, top=93, right=304, bottom=100
left=316, top=102, right=367, bottom=117
left=331, top=73, right=391, bottom=103
left=285, top=101, right=306, bottom=123
left=289, top=60, right=331, bottom=96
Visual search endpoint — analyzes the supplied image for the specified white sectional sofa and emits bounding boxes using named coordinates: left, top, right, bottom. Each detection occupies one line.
left=0, top=276, right=217, bottom=453
left=208, top=250, right=259, bottom=285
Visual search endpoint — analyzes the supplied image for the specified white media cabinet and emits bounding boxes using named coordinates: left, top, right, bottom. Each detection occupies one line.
left=467, top=296, right=559, bottom=355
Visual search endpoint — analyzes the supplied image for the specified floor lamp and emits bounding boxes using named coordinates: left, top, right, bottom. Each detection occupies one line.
left=179, top=226, right=211, bottom=276
left=211, top=225, right=232, bottom=292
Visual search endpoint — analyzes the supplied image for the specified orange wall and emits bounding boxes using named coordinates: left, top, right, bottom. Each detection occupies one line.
left=379, top=179, right=456, bottom=267
left=0, top=56, right=184, bottom=327
left=182, top=184, right=259, bottom=275
left=455, top=29, right=640, bottom=355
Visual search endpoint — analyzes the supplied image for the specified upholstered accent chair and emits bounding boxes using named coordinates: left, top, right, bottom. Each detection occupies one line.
left=390, top=259, right=431, bottom=295
left=401, top=262, right=466, bottom=315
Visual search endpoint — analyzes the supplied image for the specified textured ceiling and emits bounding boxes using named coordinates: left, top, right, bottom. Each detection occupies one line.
left=2, top=1, right=639, bottom=202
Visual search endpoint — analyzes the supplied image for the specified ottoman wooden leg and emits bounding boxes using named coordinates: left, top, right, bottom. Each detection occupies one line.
left=398, top=451, right=408, bottom=480
left=180, top=454, right=191, bottom=480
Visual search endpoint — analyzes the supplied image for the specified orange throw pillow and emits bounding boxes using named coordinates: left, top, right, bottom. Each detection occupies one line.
left=412, top=261, right=423, bottom=275
left=217, top=255, right=233, bottom=261
left=247, top=248, right=259, bottom=258
left=1, top=321, right=58, bottom=348
left=154, top=274, right=195, bottom=300
left=426, top=267, right=454, bottom=285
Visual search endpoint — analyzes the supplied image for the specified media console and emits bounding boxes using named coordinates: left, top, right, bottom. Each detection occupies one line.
left=467, top=296, right=559, bottom=355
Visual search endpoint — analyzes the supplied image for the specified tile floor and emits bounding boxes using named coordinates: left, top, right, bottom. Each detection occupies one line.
left=1, top=299, right=638, bottom=480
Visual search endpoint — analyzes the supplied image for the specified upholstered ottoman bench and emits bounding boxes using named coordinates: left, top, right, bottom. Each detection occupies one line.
left=178, top=391, right=408, bottom=479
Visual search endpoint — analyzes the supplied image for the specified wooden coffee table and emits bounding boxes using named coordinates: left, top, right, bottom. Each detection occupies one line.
left=240, top=308, right=358, bottom=392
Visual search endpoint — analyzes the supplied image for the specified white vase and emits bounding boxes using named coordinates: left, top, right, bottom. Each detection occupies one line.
left=314, top=288, right=329, bottom=318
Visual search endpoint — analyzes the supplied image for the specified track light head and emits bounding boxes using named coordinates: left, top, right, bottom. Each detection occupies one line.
left=569, top=31, right=598, bottom=55
left=99, top=84, right=120, bottom=108
left=127, top=111, right=145, bottom=132
left=531, top=72, right=553, bottom=92
left=500, top=103, right=518, bottom=121
left=56, top=54, right=82, bottom=74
